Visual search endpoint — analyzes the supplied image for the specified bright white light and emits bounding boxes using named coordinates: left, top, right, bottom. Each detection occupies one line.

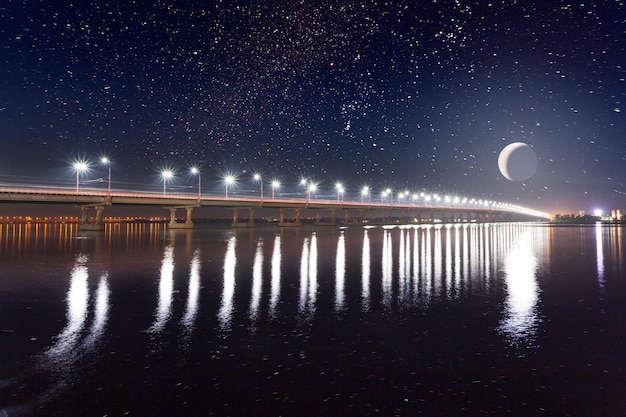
left=161, top=169, right=174, bottom=180
left=272, top=180, right=280, bottom=189
left=73, top=161, right=88, bottom=172
left=594, top=209, right=603, bottom=216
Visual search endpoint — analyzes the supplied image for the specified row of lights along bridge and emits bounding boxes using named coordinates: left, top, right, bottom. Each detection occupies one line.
left=71, top=158, right=518, bottom=211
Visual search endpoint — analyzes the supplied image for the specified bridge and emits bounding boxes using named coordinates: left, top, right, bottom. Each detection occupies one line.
left=0, top=185, right=550, bottom=231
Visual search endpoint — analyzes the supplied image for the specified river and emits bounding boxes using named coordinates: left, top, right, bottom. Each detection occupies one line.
left=1, top=222, right=624, bottom=416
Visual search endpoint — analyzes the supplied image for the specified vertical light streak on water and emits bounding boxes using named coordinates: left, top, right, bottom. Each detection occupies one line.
left=83, top=273, right=110, bottom=348
left=381, top=230, right=393, bottom=309
left=149, top=245, right=175, bottom=334
left=181, top=249, right=201, bottom=335
left=595, top=223, right=605, bottom=290
left=454, top=225, right=461, bottom=297
left=398, top=228, right=407, bottom=303
left=500, top=230, right=539, bottom=346
left=470, top=224, right=481, bottom=290
left=361, top=229, right=371, bottom=312
left=423, top=226, right=432, bottom=302
left=445, top=225, right=453, bottom=299
left=269, top=235, right=281, bottom=318
left=299, top=237, right=310, bottom=314
left=218, top=236, right=237, bottom=332
left=614, top=226, right=623, bottom=276
left=462, top=224, right=469, bottom=293
left=46, top=254, right=90, bottom=360
left=412, top=228, right=420, bottom=305
left=484, top=224, right=491, bottom=289
left=308, top=233, right=318, bottom=310
left=249, top=239, right=264, bottom=322
left=335, top=231, right=346, bottom=312
left=405, top=228, right=412, bottom=300
left=433, top=226, right=443, bottom=299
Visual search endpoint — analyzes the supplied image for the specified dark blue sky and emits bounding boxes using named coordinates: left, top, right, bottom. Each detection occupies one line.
left=1, top=0, right=624, bottom=214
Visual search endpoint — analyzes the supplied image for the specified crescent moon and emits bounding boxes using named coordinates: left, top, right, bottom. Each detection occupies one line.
left=498, top=142, right=537, bottom=182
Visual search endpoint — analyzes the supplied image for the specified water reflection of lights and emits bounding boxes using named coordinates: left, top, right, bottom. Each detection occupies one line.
left=269, top=235, right=281, bottom=318
left=40, top=254, right=110, bottom=404
left=595, top=223, right=604, bottom=289
left=335, top=231, right=345, bottom=312
left=361, top=230, right=371, bottom=311
left=218, top=236, right=237, bottom=332
left=397, top=229, right=409, bottom=303
left=249, top=239, right=264, bottom=321
left=381, top=229, right=393, bottom=309
left=83, top=273, right=110, bottom=348
left=299, top=233, right=318, bottom=319
left=181, top=249, right=201, bottom=336
left=46, top=254, right=90, bottom=360
left=148, top=245, right=174, bottom=334
left=499, top=231, right=540, bottom=346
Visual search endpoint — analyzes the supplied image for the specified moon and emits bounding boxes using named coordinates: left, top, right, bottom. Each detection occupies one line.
left=498, top=142, right=537, bottom=182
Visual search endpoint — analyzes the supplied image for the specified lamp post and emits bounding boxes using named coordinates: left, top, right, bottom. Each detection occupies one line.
left=361, top=186, right=369, bottom=204
left=161, top=169, right=173, bottom=196
left=254, top=173, right=263, bottom=201
left=101, top=157, right=111, bottom=196
left=190, top=167, right=201, bottom=199
left=307, top=183, right=316, bottom=204
left=224, top=175, right=234, bottom=198
left=73, top=161, right=88, bottom=193
left=271, top=180, right=280, bottom=200
left=335, top=182, right=344, bottom=203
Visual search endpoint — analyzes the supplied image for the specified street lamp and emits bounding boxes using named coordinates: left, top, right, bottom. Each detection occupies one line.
left=271, top=180, right=280, bottom=200
left=386, top=188, right=392, bottom=204
left=101, top=157, right=111, bottom=196
left=307, top=183, right=316, bottom=204
left=161, top=169, right=173, bottom=196
left=335, top=182, right=344, bottom=203
left=253, top=173, right=263, bottom=201
left=224, top=175, right=235, bottom=198
left=361, top=186, right=369, bottom=204
left=190, top=167, right=201, bottom=199
left=73, top=161, right=88, bottom=193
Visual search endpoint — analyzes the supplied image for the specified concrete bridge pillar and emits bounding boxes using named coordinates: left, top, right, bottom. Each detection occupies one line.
left=316, top=208, right=336, bottom=226
left=78, top=204, right=106, bottom=231
left=80, top=206, right=89, bottom=224
left=232, top=207, right=256, bottom=228
left=168, top=206, right=194, bottom=229
left=231, top=207, right=256, bottom=228
left=279, top=207, right=302, bottom=227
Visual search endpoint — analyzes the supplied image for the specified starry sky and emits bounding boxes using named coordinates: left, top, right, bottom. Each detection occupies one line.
left=1, top=0, right=625, bottom=214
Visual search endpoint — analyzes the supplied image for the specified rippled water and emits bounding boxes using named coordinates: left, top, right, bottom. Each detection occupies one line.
left=1, top=222, right=625, bottom=416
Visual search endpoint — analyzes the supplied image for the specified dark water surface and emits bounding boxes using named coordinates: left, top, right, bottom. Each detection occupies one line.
left=1, top=222, right=625, bottom=416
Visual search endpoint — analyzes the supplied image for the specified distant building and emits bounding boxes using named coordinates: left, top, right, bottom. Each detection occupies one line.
left=579, top=210, right=586, bottom=216
left=611, top=209, right=622, bottom=220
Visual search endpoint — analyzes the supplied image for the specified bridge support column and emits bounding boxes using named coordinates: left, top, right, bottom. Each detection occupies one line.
left=232, top=207, right=256, bottom=228
left=316, top=208, right=336, bottom=226
left=279, top=208, right=302, bottom=227
left=168, top=206, right=195, bottom=229
left=78, top=204, right=106, bottom=231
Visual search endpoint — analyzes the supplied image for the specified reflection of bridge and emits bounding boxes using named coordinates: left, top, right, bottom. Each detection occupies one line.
left=0, top=186, right=550, bottom=231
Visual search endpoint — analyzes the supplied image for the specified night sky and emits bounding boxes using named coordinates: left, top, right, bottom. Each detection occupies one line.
left=1, top=0, right=625, bottom=214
